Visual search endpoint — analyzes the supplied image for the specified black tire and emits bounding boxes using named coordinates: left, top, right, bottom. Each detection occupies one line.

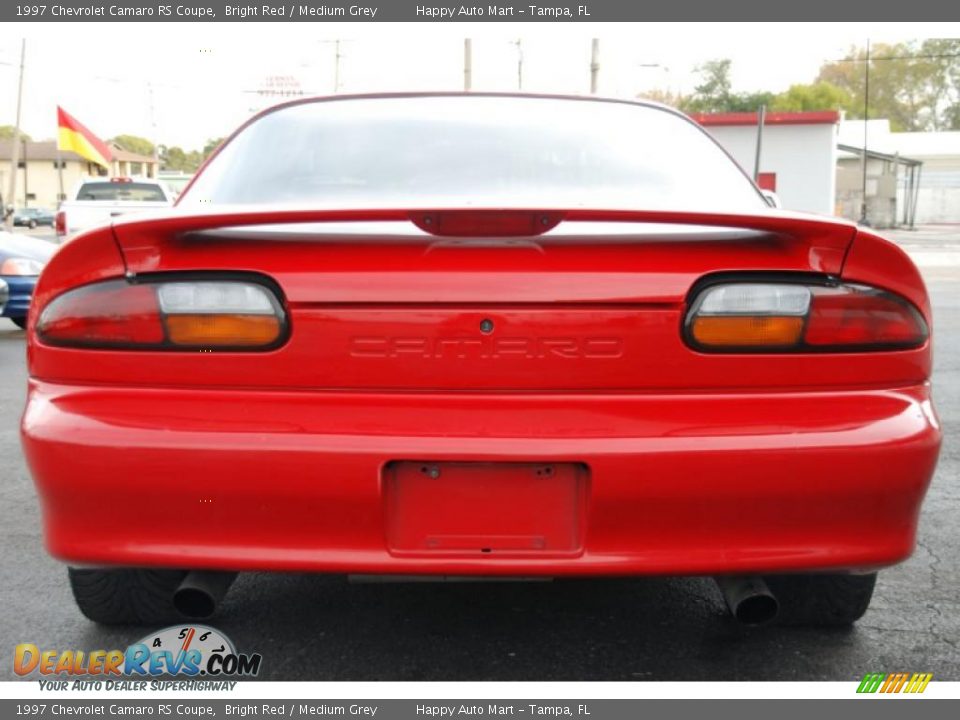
left=68, top=567, right=188, bottom=625
left=28, top=219, right=37, bottom=229
left=765, top=572, right=877, bottom=627
left=11, top=317, right=27, bottom=330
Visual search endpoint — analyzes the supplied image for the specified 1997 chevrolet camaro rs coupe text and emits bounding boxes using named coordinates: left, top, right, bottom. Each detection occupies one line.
left=21, top=94, right=941, bottom=626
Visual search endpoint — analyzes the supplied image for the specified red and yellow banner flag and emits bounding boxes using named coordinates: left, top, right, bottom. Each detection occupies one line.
left=57, top=106, right=113, bottom=168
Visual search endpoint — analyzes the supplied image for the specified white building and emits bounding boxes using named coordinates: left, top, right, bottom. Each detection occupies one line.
left=0, top=140, right=159, bottom=210
left=838, top=119, right=960, bottom=225
left=692, top=111, right=840, bottom=216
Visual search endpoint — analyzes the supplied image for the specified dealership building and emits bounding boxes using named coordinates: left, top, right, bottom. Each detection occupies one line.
left=693, top=110, right=840, bottom=215
left=837, top=119, right=960, bottom=226
left=691, top=110, right=840, bottom=216
left=694, top=110, right=960, bottom=227
left=0, top=139, right=159, bottom=210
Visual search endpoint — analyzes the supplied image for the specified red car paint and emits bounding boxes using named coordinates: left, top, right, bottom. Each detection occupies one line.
left=21, top=95, right=940, bottom=578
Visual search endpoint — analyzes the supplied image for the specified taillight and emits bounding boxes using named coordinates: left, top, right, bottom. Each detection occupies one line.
left=55, top=211, right=66, bottom=237
left=36, top=277, right=286, bottom=350
left=1, top=258, right=45, bottom=275
left=685, top=280, right=927, bottom=352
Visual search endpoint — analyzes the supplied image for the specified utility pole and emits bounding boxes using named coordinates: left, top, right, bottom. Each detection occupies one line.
left=334, top=39, right=341, bottom=92
left=22, top=137, right=28, bottom=207
left=590, top=39, right=600, bottom=94
left=148, top=81, right=159, bottom=178
left=753, top=105, right=766, bottom=182
left=4, top=39, right=26, bottom=229
left=318, top=40, right=346, bottom=94
left=463, top=38, right=472, bottom=91
left=324, top=39, right=344, bottom=93
left=860, top=39, right=871, bottom=226
left=55, top=145, right=64, bottom=203
left=511, top=39, right=523, bottom=90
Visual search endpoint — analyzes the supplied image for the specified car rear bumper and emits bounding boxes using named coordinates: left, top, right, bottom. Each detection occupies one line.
left=21, top=380, right=940, bottom=576
left=0, top=275, right=37, bottom=318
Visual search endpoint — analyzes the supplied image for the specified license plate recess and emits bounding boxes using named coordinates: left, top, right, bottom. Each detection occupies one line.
left=384, top=461, right=588, bottom=557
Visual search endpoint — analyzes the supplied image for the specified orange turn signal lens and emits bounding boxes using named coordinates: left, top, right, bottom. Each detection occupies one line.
left=690, top=315, right=805, bottom=348
left=165, top=314, right=282, bottom=346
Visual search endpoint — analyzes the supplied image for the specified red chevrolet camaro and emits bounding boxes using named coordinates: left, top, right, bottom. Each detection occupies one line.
left=22, top=94, right=941, bottom=627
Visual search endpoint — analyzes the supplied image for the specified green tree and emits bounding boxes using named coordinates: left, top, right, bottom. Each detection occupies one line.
left=677, top=60, right=775, bottom=114
left=770, top=81, right=851, bottom=112
left=650, top=43, right=960, bottom=127
left=725, top=90, right=777, bottom=113
left=159, top=145, right=206, bottom=172
left=202, top=137, right=224, bottom=159
left=680, top=59, right=734, bottom=113
left=817, top=40, right=960, bottom=130
left=110, top=134, right=156, bottom=157
left=0, top=126, right=31, bottom=141
left=920, top=38, right=960, bottom=129
left=636, top=88, right=684, bottom=109
left=945, top=104, right=960, bottom=131
left=159, top=145, right=191, bottom=172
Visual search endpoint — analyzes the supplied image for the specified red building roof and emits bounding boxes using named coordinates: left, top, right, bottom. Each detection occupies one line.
left=691, top=110, right=841, bottom=127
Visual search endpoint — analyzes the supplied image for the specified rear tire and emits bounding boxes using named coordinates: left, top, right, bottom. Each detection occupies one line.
left=28, top=219, right=37, bottom=229
left=765, top=572, right=877, bottom=627
left=68, top=568, right=188, bottom=625
left=11, top=317, right=27, bottom=330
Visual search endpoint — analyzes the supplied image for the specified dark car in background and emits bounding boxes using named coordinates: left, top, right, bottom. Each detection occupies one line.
left=0, top=231, right=55, bottom=328
left=13, top=207, right=56, bottom=229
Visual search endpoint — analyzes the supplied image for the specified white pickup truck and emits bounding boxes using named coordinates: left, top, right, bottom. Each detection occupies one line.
left=56, top=177, right=174, bottom=239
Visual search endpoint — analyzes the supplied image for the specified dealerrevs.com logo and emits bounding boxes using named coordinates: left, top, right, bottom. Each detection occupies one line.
left=14, top=625, right=262, bottom=680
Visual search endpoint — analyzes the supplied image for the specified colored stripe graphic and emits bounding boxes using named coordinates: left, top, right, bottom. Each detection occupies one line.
left=905, top=673, right=933, bottom=693
left=857, top=672, right=932, bottom=694
left=857, top=673, right=886, bottom=693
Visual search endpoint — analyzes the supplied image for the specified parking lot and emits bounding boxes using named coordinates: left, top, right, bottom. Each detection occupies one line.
left=1, top=226, right=958, bottom=681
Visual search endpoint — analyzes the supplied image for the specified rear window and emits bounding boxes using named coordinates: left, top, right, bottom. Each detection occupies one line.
left=76, top=182, right=167, bottom=202
left=180, top=95, right=765, bottom=212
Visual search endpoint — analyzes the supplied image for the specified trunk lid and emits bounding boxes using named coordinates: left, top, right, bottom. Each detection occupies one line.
left=104, top=208, right=861, bottom=392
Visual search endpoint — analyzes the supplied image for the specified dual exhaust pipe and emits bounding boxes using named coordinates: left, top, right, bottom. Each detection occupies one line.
left=714, top=576, right=779, bottom=625
left=173, top=571, right=237, bottom=619
left=171, top=571, right=779, bottom=625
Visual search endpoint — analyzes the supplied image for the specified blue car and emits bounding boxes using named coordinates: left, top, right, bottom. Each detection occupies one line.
left=0, top=231, right=55, bottom=329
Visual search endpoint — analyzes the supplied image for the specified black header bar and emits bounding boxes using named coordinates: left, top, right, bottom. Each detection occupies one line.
left=4, top=1, right=959, bottom=22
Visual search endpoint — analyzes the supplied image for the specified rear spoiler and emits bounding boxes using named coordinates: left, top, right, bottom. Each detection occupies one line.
left=111, top=207, right=858, bottom=272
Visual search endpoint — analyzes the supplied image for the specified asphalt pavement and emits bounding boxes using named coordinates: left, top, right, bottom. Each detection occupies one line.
left=0, top=226, right=957, bottom=681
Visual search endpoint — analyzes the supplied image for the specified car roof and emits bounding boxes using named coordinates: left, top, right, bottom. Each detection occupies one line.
left=0, top=231, right=57, bottom=262
left=252, top=91, right=683, bottom=124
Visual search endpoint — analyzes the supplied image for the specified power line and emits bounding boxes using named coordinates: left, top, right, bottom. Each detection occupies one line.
left=837, top=53, right=960, bottom=62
